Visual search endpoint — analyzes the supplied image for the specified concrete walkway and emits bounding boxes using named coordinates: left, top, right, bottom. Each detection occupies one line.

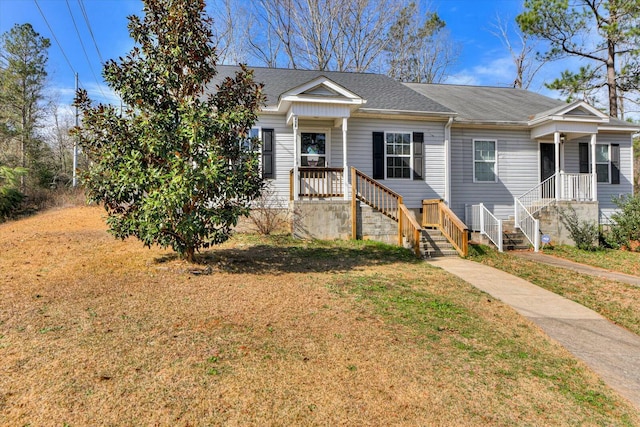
left=427, top=257, right=640, bottom=410
left=511, top=251, right=640, bottom=286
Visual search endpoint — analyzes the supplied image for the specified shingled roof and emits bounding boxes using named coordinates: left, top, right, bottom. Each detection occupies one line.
left=405, top=83, right=567, bottom=124
left=210, top=65, right=454, bottom=115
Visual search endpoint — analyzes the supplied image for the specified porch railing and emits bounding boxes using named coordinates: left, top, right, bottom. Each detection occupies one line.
left=422, top=199, right=468, bottom=257
left=517, top=174, right=556, bottom=215
left=514, top=198, right=540, bottom=251
left=289, top=167, right=344, bottom=200
left=560, top=173, right=593, bottom=201
left=469, top=204, right=503, bottom=252
left=399, top=204, right=422, bottom=257
left=351, top=168, right=402, bottom=221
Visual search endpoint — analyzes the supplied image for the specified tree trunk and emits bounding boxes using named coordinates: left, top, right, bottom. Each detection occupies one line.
left=184, top=246, right=196, bottom=263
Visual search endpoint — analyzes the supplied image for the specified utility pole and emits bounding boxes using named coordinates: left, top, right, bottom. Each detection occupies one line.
left=73, top=72, right=79, bottom=187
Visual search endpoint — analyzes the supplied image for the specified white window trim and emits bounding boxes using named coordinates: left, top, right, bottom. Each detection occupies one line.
left=595, top=143, right=611, bottom=184
left=299, top=128, right=331, bottom=167
left=384, top=131, right=413, bottom=180
left=473, top=139, right=498, bottom=183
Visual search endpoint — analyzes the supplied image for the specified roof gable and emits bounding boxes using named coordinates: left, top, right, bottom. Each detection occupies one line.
left=210, top=66, right=454, bottom=116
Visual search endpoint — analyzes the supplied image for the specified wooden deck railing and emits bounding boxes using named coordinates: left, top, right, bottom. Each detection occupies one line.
left=289, top=167, right=344, bottom=200
left=422, top=199, right=468, bottom=257
left=351, top=168, right=403, bottom=220
left=399, top=204, right=422, bottom=257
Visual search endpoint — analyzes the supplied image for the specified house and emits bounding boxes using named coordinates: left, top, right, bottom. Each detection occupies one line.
left=211, top=66, right=638, bottom=255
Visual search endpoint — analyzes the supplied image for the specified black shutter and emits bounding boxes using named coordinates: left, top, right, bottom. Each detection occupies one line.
left=372, top=132, right=384, bottom=179
left=611, top=143, right=620, bottom=184
left=579, top=143, right=589, bottom=173
left=413, top=132, right=424, bottom=180
left=262, top=129, right=274, bottom=179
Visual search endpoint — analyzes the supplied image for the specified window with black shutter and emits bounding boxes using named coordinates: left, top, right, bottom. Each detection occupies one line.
left=262, top=128, right=274, bottom=179
left=372, top=132, right=384, bottom=179
left=413, top=132, right=424, bottom=180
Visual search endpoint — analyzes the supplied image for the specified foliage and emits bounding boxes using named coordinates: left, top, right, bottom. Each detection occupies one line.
left=559, top=206, right=599, bottom=251
left=73, top=0, right=264, bottom=262
left=384, top=2, right=456, bottom=83
left=0, top=23, right=51, bottom=189
left=517, top=0, right=640, bottom=118
left=605, top=194, right=640, bottom=251
left=0, top=165, right=26, bottom=220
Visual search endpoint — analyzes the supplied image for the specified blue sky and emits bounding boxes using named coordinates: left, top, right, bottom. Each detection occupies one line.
left=0, top=0, right=568, bottom=110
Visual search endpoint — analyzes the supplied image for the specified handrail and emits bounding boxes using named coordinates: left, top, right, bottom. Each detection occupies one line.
left=399, top=204, right=422, bottom=257
left=514, top=198, right=540, bottom=251
left=475, top=203, right=503, bottom=252
left=422, top=199, right=468, bottom=257
left=352, top=167, right=403, bottom=220
left=351, top=167, right=423, bottom=257
left=517, top=173, right=556, bottom=215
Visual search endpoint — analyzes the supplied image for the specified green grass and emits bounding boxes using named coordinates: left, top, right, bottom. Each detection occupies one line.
left=329, top=263, right=638, bottom=423
left=542, top=244, right=640, bottom=276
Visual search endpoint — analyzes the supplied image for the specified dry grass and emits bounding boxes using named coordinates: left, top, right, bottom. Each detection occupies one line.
left=1, top=207, right=639, bottom=426
left=469, top=245, right=640, bottom=337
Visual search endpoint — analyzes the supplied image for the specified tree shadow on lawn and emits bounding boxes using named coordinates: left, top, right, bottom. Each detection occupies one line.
left=154, top=242, right=421, bottom=275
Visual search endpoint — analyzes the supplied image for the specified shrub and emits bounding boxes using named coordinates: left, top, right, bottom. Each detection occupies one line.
left=249, top=185, right=289, bottom=235
left=559, top=206, right=599, bottom=251
left=605, top=194, right=640, bottom=251
left=0, top=166, right=26, bottom=221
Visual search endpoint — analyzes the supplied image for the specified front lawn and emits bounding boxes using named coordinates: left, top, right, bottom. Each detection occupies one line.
left=1, top=207, right=638, bottom=425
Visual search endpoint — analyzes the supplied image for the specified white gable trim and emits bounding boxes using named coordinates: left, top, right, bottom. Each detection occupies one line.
left=528, top=100, right=609, bottom=127
left=276, top=76, right=366, bottom=114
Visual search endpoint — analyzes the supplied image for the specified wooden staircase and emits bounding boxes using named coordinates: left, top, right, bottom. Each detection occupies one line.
left=420, top=229, right=460, bottom=258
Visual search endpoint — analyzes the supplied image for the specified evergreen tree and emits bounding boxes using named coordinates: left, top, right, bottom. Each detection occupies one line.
left=74, top=0, right=264, bottom=262
left=0, top=23, right=51, bottom=189
left=517, top=0, right=640, bottom=118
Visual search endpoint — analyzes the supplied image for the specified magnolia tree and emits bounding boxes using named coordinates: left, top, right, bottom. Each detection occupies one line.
left=74, top=0, right=264, bottom=262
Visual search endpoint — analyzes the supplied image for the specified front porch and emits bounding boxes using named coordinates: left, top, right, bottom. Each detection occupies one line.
left=289, top=167, right=469, bottom=258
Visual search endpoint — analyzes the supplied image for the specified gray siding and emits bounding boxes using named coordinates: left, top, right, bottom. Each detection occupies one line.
left=256, top=115, right=447, bottom=209
left=563, top=133, right=634, bottom=212
left=450, top=127, right=538, bottom=219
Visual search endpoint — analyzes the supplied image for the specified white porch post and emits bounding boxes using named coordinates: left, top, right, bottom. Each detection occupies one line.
left=342, top=117, right=348, bottom=200
left=293, top=115, right=299, bottom=201
left=554, top=131, right=561, bottom=200
left=591, top=133, right=598, bottom=201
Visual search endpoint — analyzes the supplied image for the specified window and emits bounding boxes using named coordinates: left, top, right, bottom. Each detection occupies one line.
left=473, top=139, right=497, bottom=182
left=240, top=127, right=275, bottom=179
left=595, top=144, right=610, bottom=183
left=301, top=132, right=326, bottom=167
left=385, top=132, right=411, bottom=179
left=579, top=142, right=620, bottom=184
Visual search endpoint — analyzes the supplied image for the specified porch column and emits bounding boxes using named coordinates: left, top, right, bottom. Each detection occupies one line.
left=554, top=131, right=561, bottom=200
left=293, top=115, right=299, bottom=201
left=342, top=117, right=348, bottom=200
left=591, top=133, right=598, bottom=201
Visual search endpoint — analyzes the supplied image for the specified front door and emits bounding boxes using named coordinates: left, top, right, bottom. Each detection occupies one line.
left=540, top=143, right=556, bottom=198
left=300, top=132, right=327, bottom=167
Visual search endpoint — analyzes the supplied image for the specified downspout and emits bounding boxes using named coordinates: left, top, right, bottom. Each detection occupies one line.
left=444, top=116, right=454, bottom=205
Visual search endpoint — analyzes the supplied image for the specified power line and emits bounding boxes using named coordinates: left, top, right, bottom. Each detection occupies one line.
left=33, top=0, right=76, bottom=76
left=65, top=0, right=110, bottom=102
left=77, top=0, right=104, bottom=65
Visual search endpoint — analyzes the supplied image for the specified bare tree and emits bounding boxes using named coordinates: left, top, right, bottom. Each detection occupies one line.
left=385, top=2, right=458, bottom=83
left=490, top=14, right=546, bottom=89
left=249, top=0, right=402, bottom=72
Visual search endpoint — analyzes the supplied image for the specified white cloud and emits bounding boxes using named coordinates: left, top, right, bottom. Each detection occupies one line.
left=445, top=55, right=516, bottom=86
